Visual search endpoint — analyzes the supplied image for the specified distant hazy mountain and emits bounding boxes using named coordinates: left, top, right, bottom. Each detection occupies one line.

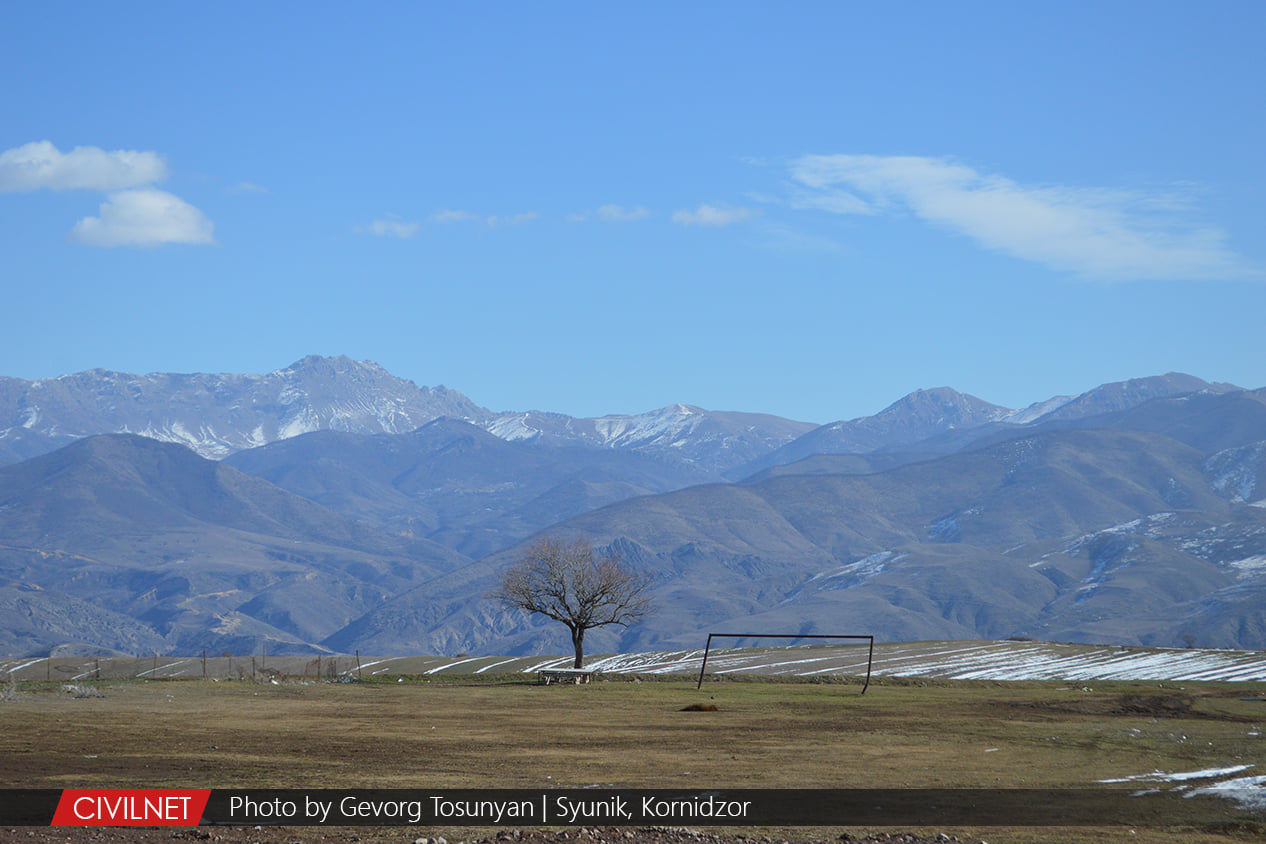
left=738, top=387, right=1009, bottom=476
left=350, top=424, right=1266, bottom=656
left=225, top=417, right=722, bottom=558
left=483, top=404, right=816, bottom=474
left=1031, top=372, right=1241, bottom=424
left=0, top=358, right=814, bottom=477
left=896, top=382, right=1266, bottom=462
left=0, top=355, right=488, bottom=462
left=2, top=361, right=1263, bottom=658
left=0, top=434, right=470, bottom=656
left=739, top=374, right=1241, bottom=477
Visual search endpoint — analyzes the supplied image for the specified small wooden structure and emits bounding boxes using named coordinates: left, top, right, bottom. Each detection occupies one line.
left=537, top=668, right=596, bottom=685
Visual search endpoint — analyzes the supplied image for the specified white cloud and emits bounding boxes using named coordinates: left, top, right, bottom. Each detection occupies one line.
left=69, top=189, right=215, bottom=247
left=671, top=203, right=759, bottom=227
left=2, top=140, right=215, bottom=248
left=226, top=181, right=268, bottom=195
left=0, top=140, right=168, bottom=192
left=363, top=219, right=420, bottom=238
left=789, top=153, right=1255, bottom=281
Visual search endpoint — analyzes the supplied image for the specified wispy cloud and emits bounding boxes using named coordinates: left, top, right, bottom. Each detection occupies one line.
left=489, top=212, right=538, bottom=227
left=789, top=154, right=1256, bottom=281
left=69, top=188, right=215, bottom=247
left=597, top=204, right=649, bottom=222
left=0, top=140, right=169, bottom=192
left=429, top=209, right=538, bottom=227
left=755, top=222, right=843, bottom=254
left=225, top=181, right=268, bottom=195
left=430, top=209, right=481, bottom=224
left=671, top=203, right=759, bottom=227
left=570, top=204, right=651, bottom=223
left=359, top=218, right=421, bottom=238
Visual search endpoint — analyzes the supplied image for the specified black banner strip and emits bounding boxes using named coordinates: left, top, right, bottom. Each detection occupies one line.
left=2, top=788, right=1250, bottom=827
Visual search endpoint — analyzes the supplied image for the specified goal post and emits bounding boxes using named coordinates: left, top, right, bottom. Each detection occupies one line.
left=695, top=633, right=875, bottom=694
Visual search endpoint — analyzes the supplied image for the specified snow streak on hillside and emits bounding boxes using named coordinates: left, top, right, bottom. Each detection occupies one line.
left=588, top=640, right=1266, bottom=682
left=10, top=640, right=1265, bottom=683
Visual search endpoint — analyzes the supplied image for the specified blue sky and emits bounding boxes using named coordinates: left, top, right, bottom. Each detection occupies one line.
left=2, top=2, right=1263, bottom=423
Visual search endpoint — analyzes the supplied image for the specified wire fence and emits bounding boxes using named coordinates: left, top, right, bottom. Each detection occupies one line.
left=4, top=641, right=1266, bottom=684
left=0, top=653, right=368, bottom=683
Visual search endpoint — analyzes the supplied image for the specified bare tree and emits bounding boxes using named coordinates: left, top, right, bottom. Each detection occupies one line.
left=491, top=537, right=654, bottom=669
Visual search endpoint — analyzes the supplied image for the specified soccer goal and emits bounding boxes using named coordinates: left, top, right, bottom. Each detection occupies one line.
left=695, top=633, right=875, bottom=693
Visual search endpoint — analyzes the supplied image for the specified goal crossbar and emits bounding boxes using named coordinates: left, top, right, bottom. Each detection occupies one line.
left=695, top=633, right=875, bottom=694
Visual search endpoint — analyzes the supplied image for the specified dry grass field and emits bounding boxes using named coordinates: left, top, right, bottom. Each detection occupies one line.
left=0, top=673, right=1263, bottom=844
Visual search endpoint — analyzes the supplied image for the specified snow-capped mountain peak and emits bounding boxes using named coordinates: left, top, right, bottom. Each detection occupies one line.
left=0, top=356, right=487, bottom=461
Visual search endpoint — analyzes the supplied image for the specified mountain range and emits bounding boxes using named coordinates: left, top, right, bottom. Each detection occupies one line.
left=0, top=355, right=483, bottom=464
left=1, top=356, right=1263, bottom=657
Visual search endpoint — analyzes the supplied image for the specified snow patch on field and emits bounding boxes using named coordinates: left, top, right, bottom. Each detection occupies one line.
left=5, top=640, right=1266, bottom=684
left=1099, top=766, right=1266, bottom=812
left=1189, top=775, right=1266, bottom=810
left=866, top=642, right=1266, bottom=682
left=578, top=641, right=1266, bottom=683
left=1099, top=765, right=1255, bottom=783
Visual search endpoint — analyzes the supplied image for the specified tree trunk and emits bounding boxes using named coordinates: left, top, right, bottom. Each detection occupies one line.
left=571, top=625, right=585, bottom=669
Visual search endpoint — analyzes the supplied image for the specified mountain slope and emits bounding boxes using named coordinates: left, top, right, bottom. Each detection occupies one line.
left=483, top=404, right=815, bottom=474
left=225, top=417, right=722, bottom=557
left=1032, top=372, right=1241, bottom=423
left=328, top=427, right=1266, bottom=655
left=739, top=387, right=1008, bottom=476
left=897, top=383, right=1266, bottom=463
left=0, top=434, right=471, bottom=655
left=739, top=374, right=1241, bottom=478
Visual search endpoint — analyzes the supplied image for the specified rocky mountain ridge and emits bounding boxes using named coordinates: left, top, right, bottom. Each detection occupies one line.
left=1, top=357, right=1240, bottom=482
left=0, top=356, right=814, bottom=475
left=0, top=355, right=486, bottom=463
left=1, top=358, right=1263, bottom=657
